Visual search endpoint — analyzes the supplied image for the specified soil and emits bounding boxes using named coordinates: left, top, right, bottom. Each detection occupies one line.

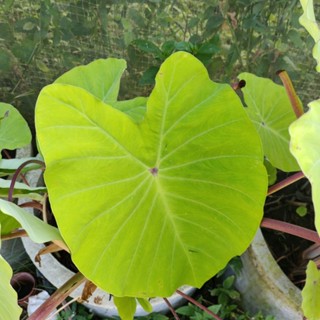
left=261, top=171, right=315, bottom=289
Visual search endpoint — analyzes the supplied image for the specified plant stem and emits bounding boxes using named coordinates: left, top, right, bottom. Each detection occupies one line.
left=46, top=296, right=79, bottom=320
left=268, top=172, right=305, bottom=195
left=8, top=159, right=44, bottom=202
left=163, top=298, right=180, bottom=320
left=176, top=290, right=222, bottom=320
left=277, top=70, right=304, bottom=118
left=1, top=229, right=27, bottom=240
left=28, top=272, right=86, bottom=320
left=261, top=218, right=320, bottom=244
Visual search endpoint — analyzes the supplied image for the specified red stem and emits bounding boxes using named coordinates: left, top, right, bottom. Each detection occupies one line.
left=28, top=272, right=85, bottom=320
left=163, top=298, right=180, bottom=320
left=261, top=218, right=320, bottom=244
left=176, top=290, right=222, bottom=320
left=268, top=172, right=305, bottom=195
left=8, top=159, right=45, bottom=202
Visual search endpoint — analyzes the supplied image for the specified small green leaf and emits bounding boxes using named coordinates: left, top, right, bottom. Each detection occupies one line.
left=131, top=39, right=162, bottom=57
left=299, top=0, right=320, bottom=72
left=264, top=159, right=277, bottom=186
left=223, top=275, right=235, bottom=289
left=302, top=260, right=320, bottom=319
left=238, top=73, right=300, bottom=172
left=137, top=297, right=153, bottom=313
left=36, top=60, right=50, bottom=73
left=0, top=103, right=31, bottom=154
left=0, top=252, right=22, bottom=319
left=296, top=205, right=308, bottom=217
left=113, top=296, right=137, bottom=320
left=290, top=99, right=320, bottom=232
left=176, top=304, right=196, bottom=316
left=23, top=21, right=35, bottom=31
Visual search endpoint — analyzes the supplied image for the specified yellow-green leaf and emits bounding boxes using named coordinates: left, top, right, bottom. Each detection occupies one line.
left=299, top=0, right=320, bottom=72
left=302, top=260, right=320, bottom=319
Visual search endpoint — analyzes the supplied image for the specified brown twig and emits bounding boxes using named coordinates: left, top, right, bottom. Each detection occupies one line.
left=163, top=298, right=180, bottom=320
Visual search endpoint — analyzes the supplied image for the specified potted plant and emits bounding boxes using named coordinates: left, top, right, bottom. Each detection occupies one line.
left=0, top=48, right=269, bottom=319
left=1, top=1, right=319, bottom=319
left=233, top=1, right=320, bottom=319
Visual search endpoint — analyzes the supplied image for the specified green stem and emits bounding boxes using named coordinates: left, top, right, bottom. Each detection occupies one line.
left=261, top=218, right=320, bottom=244
left=277, top=70, right=304, bottom=118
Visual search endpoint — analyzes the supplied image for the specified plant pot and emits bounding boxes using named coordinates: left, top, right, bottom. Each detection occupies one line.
left=234, top=229, right=303, bottom=319
left=10, top=272, right=36, bottom=308
left=21, top=167, right=195, bottom=317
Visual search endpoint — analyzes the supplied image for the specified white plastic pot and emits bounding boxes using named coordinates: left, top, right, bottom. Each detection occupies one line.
left=235, top=229, right=303, bottom=319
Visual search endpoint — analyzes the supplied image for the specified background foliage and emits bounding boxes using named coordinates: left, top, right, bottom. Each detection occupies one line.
left=0, top=0, right=319, bottom=129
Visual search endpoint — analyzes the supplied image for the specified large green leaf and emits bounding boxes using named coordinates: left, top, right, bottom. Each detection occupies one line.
left=0, top=103, right=31, bottom=155
left=36, top=52, right=267, bottom=298
left=302, top=260, right=320, bottom=319
left=299, top=0, right=320, bottom=72
left=238, top=73, right=300, bottom=172
left=0, top=250, right=22, bottom=319
left=290, top=99, right=320, bottom=232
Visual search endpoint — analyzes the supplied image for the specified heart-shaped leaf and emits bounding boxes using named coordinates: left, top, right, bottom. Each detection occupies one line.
left=36, top=52, right=267, bottom=298
left=238, top=73, right=300, bottom=172
left=0, top=103, right=31, bottom=155
left=290, top=99, right=320, bottom=232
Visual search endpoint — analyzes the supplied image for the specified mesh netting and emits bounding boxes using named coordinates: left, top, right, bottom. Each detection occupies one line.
left=0, top=0, right=319, bottom=124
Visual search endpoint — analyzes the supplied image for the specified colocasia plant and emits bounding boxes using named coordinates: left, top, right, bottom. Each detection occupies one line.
left=0, top=1, right=320, bottom=319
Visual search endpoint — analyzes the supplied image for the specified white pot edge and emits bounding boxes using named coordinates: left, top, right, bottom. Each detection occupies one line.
left=235, top=228, right=303, bottom=319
